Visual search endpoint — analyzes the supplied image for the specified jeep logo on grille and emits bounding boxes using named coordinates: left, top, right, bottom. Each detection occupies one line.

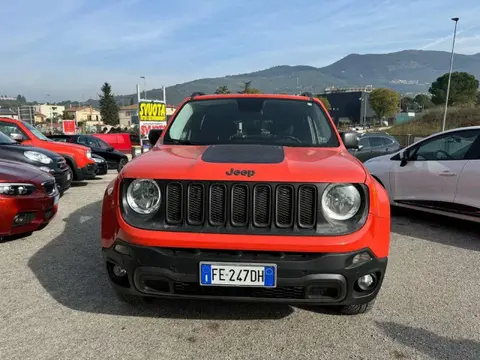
left=225, top=168, right=255, bottom=177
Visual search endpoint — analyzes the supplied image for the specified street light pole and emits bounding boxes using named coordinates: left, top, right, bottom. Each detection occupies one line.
left=140, top=76, right=147, bottom=100
left=442, top=17, right=459, bottom=132
left=46, top=94, right=53, bottom=134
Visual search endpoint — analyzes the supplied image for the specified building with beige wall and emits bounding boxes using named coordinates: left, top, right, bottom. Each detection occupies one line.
left=34, top=104, right=66, bottom=120
left=64, top=106, right=102, bottom=126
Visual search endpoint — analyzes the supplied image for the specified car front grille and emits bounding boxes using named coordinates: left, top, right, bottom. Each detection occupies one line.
left=57, top=158, right=68, bottom=171
left=165, top=181, right=318, bottom=230
left=120, top=180, right=369, bottom=236
left=42, top=180, right=56, bottom=196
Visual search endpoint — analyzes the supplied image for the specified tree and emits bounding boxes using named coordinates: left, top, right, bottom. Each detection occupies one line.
left=413, top=94, right=434, bottom=110
left=16, top=94, right=26, bottom=103
left=400, top=96, right=414, bottom=112
left=62, top=111, right=75, bottom=120
left=369, top=88, right=401, bottom=122
left=429, top=71, right=479, bottom=106
left=215, top=85, right=231, bottom=94
left=316, top=96, right=331, bottom=110
left=476, top=91, right=480, bottom=106
left=239, top=81, right=262, bottom=94
left=99, top=82, right=120, bottom=126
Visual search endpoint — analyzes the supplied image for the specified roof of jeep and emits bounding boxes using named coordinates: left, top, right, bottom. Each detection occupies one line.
left=186, top=93, right=318, bottom=103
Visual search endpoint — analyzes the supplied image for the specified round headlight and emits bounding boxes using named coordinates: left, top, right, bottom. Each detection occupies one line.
left=126, top=179, right=161, bottom=214
left=321, top=183, right=361, bottom=221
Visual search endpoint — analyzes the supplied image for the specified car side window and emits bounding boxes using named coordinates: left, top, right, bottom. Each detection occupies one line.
left=369, top=137, right=384, bottom=147
left=382, top=137, right=395, bottom=146
left=359, top=137, right=370, bottom=148
left=0, top=121, right=29, bottom=139
left=87, top=137, right=100, bottom=147
left=412, top=130, right=480, bottom=161
left=77, top=136, right=87, bottom=145
left=96, top=139, right=110, bottom=149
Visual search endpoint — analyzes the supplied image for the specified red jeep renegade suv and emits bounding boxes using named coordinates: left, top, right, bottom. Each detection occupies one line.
left=101, top=92, right=391, bottom=315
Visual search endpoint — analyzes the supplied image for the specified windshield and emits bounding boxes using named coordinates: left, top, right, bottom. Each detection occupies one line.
left=163, top=98, right=339, bottom=147
left=0, top=130, right=16, bottom=145
left=22, top=121, right=50, bottom=141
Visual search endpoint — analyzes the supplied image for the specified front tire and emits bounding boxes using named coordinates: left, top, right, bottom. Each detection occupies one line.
left=337, top=298, right=376, bottom=315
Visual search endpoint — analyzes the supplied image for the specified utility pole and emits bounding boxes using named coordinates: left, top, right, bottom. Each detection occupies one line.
left=442, top=17, right=459, bottom=132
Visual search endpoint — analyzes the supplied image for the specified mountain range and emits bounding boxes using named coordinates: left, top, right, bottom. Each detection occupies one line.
left=116, top=50, right=480, bottom=106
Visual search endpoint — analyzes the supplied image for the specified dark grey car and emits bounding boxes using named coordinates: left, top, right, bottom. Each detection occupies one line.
left=351, top=133, right=402, bottom=162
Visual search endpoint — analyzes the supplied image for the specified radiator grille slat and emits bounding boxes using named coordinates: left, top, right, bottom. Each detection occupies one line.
left=163, top=181, right=318, bottom=231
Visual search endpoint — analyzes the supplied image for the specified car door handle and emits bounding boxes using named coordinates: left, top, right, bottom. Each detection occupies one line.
left=438, top=171, right=456, bottom=176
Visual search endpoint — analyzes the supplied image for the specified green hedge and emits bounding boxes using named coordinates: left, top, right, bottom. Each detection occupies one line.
left=388, top=107, right=480, bottom=136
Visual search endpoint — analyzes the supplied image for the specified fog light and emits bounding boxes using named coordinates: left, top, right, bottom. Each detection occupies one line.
left=114, top=244, right=131, bottom=256
left=112, top=265, right=127, bottom=277
left=14, top=214, right=26, bottom=224
left=357, top=274, right=376, bottom=291
left=352, top=252, right=372, bottom=265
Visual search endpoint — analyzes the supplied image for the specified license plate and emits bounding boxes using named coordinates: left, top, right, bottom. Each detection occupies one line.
left=199, top=262, right=276, bottom=288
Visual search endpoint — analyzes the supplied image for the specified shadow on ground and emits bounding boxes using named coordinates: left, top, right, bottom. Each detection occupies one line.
left=70, top=181, right=88, bottom=187
left=377, top=321, right=480, bottom=360
left=391, top=207, right=480, bottom=251
left=28, top=200, right=294, bottom=320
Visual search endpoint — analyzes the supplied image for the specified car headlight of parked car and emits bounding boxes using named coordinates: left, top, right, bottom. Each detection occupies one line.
left=0, top=183, right=37, bottom=196
left=94, top=157, right=105, bottom=163
left=126, top=179, right=161, bottom=215
left=321, top=183, right=362, bottom=221
left=24, top=151, right=53, bottom=165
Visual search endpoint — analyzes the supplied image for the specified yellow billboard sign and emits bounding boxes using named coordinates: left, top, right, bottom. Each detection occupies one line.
left=138, top=101, right=166, bottom=121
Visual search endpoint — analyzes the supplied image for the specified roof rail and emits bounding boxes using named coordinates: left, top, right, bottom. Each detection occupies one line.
left=300, top=91, right=315, bottom=101
left=190, top=92, right=206, bottom=99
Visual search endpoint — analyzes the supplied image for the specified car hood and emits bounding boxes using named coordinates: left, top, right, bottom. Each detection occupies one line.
left=0, top=159, right=52, bottom=182
left=38, top=139, right=89, bottom=153
left=122, top=144, right=367, bottom=183
left=0, top=143, right=63, bottom=159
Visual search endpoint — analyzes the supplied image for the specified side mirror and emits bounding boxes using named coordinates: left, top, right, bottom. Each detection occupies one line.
left=10, top=133, right=24, bottom=142
left=148, top=129, right=163, bottom=146
left=107, top=146, right=114, bottom=152
left=400, top=149, right=410, bottom=167
left=340, top=131, right=359, bottom=150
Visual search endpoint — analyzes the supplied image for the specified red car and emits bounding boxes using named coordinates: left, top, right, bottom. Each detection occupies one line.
left=0, top=160, right=59, bottom=240
left=101, top=92, right=390, bottom=315
left=0, top=117, right=97, bottom=181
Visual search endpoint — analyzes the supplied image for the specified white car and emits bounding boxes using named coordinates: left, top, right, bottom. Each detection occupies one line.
left=364, top=126, right=480, bottom=223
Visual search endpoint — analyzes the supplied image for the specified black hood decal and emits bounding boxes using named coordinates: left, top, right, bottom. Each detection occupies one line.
left=201, top=144, right=285, bottom=164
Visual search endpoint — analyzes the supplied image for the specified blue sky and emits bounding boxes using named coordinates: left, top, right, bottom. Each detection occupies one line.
left=2, top=0, right=479, bottom=101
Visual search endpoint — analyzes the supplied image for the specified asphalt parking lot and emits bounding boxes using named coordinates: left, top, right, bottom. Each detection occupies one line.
left=1, top=172, right=479, bottom=360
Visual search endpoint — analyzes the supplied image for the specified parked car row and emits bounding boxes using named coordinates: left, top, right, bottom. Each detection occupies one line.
left=0, top=117, right=128, bottom=241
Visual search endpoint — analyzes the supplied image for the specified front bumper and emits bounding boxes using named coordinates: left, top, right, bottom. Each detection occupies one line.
left=54, top=169, right=72, bottom=193
left=80, top=163, right=97, bottom=180
left=95, top=162, right=108, bottom=175
left=0, top=192, right=59, bottom=237
left=103, top=241, right=388, bottom=305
